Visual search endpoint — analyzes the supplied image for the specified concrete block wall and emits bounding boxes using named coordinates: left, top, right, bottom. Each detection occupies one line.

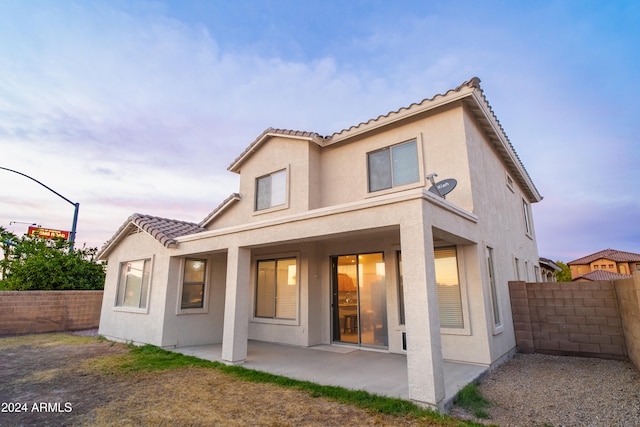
left=509, top=281, right=627, bottom=359
left=0, top=291, right=103, bottom=335
left=614, top=272, right=640, bottom=371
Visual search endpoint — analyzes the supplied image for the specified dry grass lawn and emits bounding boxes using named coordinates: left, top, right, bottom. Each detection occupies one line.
left=0, top=333, right=470, bottom=426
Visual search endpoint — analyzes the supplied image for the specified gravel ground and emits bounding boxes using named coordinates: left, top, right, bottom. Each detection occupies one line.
left=451, top=353, right=640, bottom=427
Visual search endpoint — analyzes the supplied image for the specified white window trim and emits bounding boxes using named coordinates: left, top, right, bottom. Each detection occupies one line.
left=506, top=172, right=515, bottom=193
left=513, top=256, right=521, bottom=281
left=365, top=135, right=425, bottom=198
left=113, top=255, right=154, bottom=314
left=440, top=246, right=471, bottom=336
left=253, top=165, right=290, bottom=215
left=176, top=257, right=210, bottom=315
left=250, top=251, right=300, bottom=326
left=522, top=198, right=533, bottom=238
left=485, top=244, right=503, bottom=335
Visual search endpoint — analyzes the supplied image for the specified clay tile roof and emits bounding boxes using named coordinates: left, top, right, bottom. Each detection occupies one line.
left=329, top=78, right=482, bottom=138
left=131, top=214, right=206, bottom=247
left=572, top=269, right=632, bottom=281
left=97, top=213, right=206, bottom=259
left=568, top=249, right=640, bottom=265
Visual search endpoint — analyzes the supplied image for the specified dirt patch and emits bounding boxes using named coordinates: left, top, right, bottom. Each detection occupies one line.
left=0, top=335, right=130, bottom=426
left=0, top=334, right=443, bottom=426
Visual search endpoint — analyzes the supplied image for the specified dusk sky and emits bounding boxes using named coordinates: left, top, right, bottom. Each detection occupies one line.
left=1, top=1, right=638, bottom=263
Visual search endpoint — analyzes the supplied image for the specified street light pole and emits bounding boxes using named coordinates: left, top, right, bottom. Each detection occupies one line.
left=0, top=166, right=80, bottom=251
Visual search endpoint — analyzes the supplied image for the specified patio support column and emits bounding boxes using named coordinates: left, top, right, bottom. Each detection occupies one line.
left=221, top=245, right=251, bottom=364
left=400, top=209, right=445, bottom=410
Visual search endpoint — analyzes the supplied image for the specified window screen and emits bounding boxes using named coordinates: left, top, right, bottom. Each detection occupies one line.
left=435, top=247, right=463, bottom=328
left=368, top=140, right=419, bottom=192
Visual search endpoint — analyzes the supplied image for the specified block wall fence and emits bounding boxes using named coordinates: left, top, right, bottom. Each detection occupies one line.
left=0, top=291, right=103, bottom=335
left=509, top=271, right=640, bottom=371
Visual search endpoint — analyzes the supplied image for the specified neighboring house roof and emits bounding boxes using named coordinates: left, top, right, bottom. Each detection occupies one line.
left=539, top=257, right=562, bottom=272
left=567, top=249, right=640, bottom=265
left=228, top=77, right=542, bottom=203
left=572, top=269, right=632, bottom=281
left=199, top=193, right=241, bottom=227
left=97, top=213, right=206, bottom=260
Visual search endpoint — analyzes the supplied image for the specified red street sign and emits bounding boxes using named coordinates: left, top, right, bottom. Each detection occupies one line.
left=28, top=226, right=70, bottom=240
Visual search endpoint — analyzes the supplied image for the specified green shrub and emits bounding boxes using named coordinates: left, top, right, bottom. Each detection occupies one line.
left=0, top=232, right=105, bottom=290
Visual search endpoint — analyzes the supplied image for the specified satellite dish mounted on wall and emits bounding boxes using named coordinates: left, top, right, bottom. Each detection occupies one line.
left=427, top=173, right=457, bottom=198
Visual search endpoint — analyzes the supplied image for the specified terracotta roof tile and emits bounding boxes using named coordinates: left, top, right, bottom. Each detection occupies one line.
left=568, top=249, right=640, bottom=265
left=573, top=269, right=632, bottom=281
left=98, top=213, right=206, bottom=259
left=131, top=214, right=206, bottom=247
left=329, top=78, right=482, bottom=138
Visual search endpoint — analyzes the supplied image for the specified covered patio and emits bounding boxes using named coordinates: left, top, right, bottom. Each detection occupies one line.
left=172, top=340, right=488, bottom=410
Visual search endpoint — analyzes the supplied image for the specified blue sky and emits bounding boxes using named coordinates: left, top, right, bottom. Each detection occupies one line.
left=1, top=0, right=638, bottom=262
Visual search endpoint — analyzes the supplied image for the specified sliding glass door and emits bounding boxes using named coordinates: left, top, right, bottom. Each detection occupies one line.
left=332, top=253, right=387, bottom=347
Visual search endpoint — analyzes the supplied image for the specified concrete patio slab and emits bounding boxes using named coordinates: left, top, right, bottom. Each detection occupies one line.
left=172, top=340, right=488, bottom=410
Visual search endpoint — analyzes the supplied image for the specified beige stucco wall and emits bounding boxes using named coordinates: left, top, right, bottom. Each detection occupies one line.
left=98, top=231, right=171, bottom=346
left=319, top=104, right=474, bottom=211
left=171, top=99, right=538, bottom=366
left=159, top=252, right=227, bottom=348
left=461, top=106, right=540, bottom=361
left=235, top=136, right=317, bottom=221
left=100, top=90, right=541, bottom=374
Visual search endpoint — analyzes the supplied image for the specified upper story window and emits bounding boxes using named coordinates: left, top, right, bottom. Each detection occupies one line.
left=367, top=140, right=419, bottom=192
left=485, top=246, right=502, bottom=329
left=506, top=173, right=515, bottom=192
left=116, top=259, right=151, bottom=309
left=256, top=169, right=286, bottom=211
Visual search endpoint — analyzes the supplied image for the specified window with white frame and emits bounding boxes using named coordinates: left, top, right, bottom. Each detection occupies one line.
left=522, top=199, right=532, bottom=235
left=181, top=258, right=207, bottom=310
left=486, top=247, right=501, bottom=327
left=255, top=169, right=286, bottom=211
left=397, top=248, right=464, bottom=329
left=116, top=259, right=151, bottom=309
left=506, top=172, right=515, bottom=192
left=367, top=139, right=419, bottom=192
left=255, top=258, right=297, bottom=319
left=435, top=247, right=463, bottom=328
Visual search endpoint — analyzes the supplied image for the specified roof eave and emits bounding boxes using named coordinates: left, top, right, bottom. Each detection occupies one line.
left=328, top=84, right=477, bottom=145
left=199, top=193, right=242, bottom=227
left=228, top=129, right=325, bottom=173
left=96, top=219, right=138, bottom=261
left=466, top=90, right=543, bottom=203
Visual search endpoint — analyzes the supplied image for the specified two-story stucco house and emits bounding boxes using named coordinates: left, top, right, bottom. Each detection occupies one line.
left=97, top=77, right=542, bottom=410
